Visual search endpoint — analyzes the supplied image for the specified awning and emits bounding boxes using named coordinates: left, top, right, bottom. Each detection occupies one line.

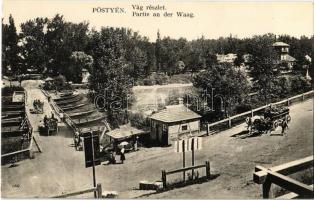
left=106, top=125, right=148, bottom=140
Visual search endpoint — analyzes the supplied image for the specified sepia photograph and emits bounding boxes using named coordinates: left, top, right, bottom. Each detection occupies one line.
left=1, top=0, right=313, bottom=198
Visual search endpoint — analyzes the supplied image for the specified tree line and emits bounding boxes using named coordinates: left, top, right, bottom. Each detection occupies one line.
left=2, top=14, right=313, bottom=118
left=3, top=14, right=313, bottom=79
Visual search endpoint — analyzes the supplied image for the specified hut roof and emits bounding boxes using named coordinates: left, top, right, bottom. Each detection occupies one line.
left=150, top=105, right=201, bottom=123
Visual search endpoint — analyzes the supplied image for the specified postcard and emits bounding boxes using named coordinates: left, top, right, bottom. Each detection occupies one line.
left=1, top=1, right=313, bottom=198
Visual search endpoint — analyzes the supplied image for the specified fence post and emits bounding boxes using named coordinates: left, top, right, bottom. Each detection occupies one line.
left=251, top=110, right=254, bottom=118
left=228, top=117, right=231, bottom=128
left=262, top=177, right=272, bottom=198
left=287, top=98, right=290, bottom=106
left=29, top=149, right=33, bottom=159
left=205, top=161, right=210, bottom=179
left=162, top=170, right=167, bottom=189
left=96, top=183, right=102, bottom=198
left=206, top=124, right=209, bottom=136
left=302, top=93, right=305, bottom=101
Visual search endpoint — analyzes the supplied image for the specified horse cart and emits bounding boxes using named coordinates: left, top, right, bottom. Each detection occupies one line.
left=246, top=106, right=291, bottom=135
left=38, top=117, right=58, bottom=136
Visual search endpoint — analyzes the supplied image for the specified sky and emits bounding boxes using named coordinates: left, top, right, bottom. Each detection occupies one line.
left=2, top=1, right=313, bottom=41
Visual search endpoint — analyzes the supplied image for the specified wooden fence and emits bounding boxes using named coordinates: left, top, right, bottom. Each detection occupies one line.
left=206, top=90, right=314, bottom=134
left=1, top=91, right=36, bottom=164
left=161, top=161, right=210, bottom=189
left=253, top=155, right=314, bottom=198
left=52, top=183, right=102, bottom=198
left=1, top=124, right=35, bottom=160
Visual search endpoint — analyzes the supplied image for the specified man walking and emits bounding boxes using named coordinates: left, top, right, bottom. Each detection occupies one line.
left=281, top=119, right=288, bottom=135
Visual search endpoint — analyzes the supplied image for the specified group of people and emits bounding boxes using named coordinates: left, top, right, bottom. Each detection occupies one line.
left=43, top=112, right=57, bottom=128
left=107, top=136, right=139, bottom=164
left=33, top=99, right=44, bottom=112
left=107, top=146, right=126, bottom=164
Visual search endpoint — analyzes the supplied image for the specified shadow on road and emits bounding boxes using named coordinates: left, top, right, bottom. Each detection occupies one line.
left=230, top=130, right=264, bottom=139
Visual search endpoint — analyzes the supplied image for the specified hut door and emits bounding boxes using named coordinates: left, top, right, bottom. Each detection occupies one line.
left=161, top=124, right=168, bottom=146
left=156, top=124, right=161, bottom=143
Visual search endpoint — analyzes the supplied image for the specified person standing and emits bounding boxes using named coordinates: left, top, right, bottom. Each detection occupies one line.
left=133, top=136, right=139, bottom=151
left=43, top=115, right=48, bottom=127
left=281, top=119, right=288, bottom=135
left=120, top=147, right=125, bottom=164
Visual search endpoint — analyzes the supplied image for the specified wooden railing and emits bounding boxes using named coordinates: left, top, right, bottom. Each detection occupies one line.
left=161, top=161, right=210, bottom=189
left=52, top=183, right=102, bottom=198
left=41, top=89, right=81, bottom=135
left=253, top=156, right=314, bottom=198
left=206, top=90, right=314, bottom=134
left=1, top=107, right=34, bottom=162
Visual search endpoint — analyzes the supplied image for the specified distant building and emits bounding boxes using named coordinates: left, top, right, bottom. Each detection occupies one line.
left=81, top=68, right=90, bottom=84
left=149, top=99, right=201, bottom=146
left=102, top=124, right=148, bottom=148
left=305, top=55, right=311, bottom=63
left=272, top=42, right=296, bottom=70
left=216, top=53, right=237, bottom=64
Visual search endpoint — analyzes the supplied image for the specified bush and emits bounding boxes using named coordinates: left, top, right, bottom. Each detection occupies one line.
left=107, top=110, right=128, bottom=129
left=140, top=73, right=169, bottom=86
left=128, top=112, right=150, bottom=129
left=54, top=75, right=67, bottom=88
left=235, top=104, right=252, bottom=114
left=143, top=78, right=154, bottom=86
left=290, top=76, right=311, bottom=94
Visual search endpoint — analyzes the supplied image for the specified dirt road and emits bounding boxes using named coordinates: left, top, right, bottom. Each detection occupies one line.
left=1, top=82, right=313, bottom=198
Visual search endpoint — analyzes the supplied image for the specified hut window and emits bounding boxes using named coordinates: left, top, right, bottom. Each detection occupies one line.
left=182, top=125, right=188, bottom=131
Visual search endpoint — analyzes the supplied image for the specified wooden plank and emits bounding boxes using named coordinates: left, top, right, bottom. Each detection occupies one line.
left=276, top=184, right=313, bottom=199
left=166, top=164, right=206, bottom=175
left=1, top=149, right=29, bottom=158
left=268, top=171, right=313, bottom=197
left=253, top=156, right=313, bottom=184
left=255, top=165, right=267, bottom=172
left=229, top=110, right=251, bottom=120
left=52, top=187, right=96, bottom=198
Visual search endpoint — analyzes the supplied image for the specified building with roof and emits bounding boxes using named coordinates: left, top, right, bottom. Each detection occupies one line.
left=216, top=53, right=237, bottom=64
left=149, top=100, right=201, bottom=146
left=81, top=68, right=90, bottom=84
left=305, top=55, right=311, bottom=63
left=272, top=42, right=296, bottom=70
left=101, top=124, right=149, bottom=150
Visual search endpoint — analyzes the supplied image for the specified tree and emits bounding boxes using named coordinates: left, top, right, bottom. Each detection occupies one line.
left=45, top=14, right=89, bottom=80
left=158, top=37, right=177, bottom=75
left=193, top=63, right=250, bottom=115
left=20, top=17, right=48, bottom=73
left=248, top=34, right=278, bottom=104
left=290, top=76, right=311, bottom=94
left=155, top=30, right=162, bottom=72
left=2, top=15, right=20, bottom=75
left=69, top=51, right=93, bottom=83
left=87, top=27, right=133, bottom=114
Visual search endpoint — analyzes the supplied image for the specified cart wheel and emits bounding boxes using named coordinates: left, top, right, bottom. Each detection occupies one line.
left=273, top=121, right=279, bottom=129
left=286, top=115, right=291, bottom=122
